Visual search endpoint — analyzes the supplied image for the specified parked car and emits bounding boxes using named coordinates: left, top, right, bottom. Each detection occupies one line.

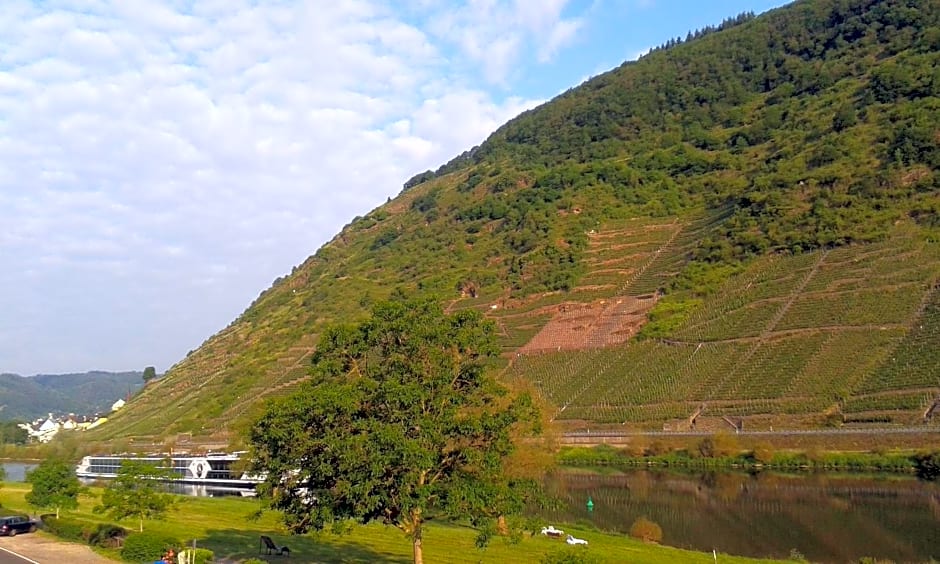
left=0, top=515, right=37, bottom=536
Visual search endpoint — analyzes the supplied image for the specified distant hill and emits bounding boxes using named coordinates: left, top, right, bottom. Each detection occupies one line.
left=0, top=371, right=144, bottom=421
left=90, top=0, right=938, bottom=443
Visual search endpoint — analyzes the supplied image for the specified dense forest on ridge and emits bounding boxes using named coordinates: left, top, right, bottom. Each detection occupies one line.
left=0, top=371, right=143, bottom=421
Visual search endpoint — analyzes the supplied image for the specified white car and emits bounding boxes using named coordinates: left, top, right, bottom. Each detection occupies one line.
left=566, top=534, right=588, bottom=546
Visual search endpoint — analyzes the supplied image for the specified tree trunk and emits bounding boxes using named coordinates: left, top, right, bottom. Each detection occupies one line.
left=412, top=521, right=423, bottom=564
left=139, top=518, right=144, bottom=532
left=55, top=507, right=60, bottom=519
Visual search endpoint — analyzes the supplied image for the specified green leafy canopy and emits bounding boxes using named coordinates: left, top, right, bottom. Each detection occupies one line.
left=248, top=299, right=541, bottom=561
left=26, top=459, right=84, bottom=517
left=94, top=460, right=176, bottom=532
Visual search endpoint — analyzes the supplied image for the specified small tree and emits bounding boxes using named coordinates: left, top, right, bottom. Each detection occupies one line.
left=26, top=459, right=83, bottom=517
left=629, top=517, right=663, bottom=543
left=698, top=433, right=739, bottom=458
left=751, top=442, right=775, bottom=465
left=142, top=366, right=157, bottom=383
left=94, top=460, right=176, bottom=532
left=0, top=421, right=28, bottom=445
left=248, top=299, right=541, bottom=564
left=914, top=451, right=940, bottom=481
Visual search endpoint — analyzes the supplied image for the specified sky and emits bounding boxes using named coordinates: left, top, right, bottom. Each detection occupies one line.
left=0, top=0, right=790, bottom=376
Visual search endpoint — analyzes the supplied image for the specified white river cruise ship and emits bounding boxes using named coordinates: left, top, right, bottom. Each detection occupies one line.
left=75, top=452, right=262, bottom=491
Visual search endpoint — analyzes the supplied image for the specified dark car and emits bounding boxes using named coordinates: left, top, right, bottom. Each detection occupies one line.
left=0, top=515, right=37, bottom=536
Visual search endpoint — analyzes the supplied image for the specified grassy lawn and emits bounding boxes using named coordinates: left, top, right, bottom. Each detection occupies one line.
left=0, top=482, right=787, bottom=563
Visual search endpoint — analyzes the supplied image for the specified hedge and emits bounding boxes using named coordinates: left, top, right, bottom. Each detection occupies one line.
left=121, top=531, right=180, bottom=563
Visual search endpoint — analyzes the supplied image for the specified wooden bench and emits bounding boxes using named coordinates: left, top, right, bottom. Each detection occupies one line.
left=260, top=535, right=291, bottom=556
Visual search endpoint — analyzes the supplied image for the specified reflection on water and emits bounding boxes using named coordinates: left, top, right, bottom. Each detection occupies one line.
left=542, top=469, right=940, bottom=563
left=161, top=483, right=257, bottom=498
left=78, top=478, right=256, bottom=498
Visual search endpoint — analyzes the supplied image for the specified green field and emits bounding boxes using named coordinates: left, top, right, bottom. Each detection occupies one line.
left=0, top=483, right=786, bottom=563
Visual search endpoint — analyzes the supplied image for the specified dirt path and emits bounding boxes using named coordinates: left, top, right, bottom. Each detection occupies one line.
left=0, top=533, right=115, bottom=563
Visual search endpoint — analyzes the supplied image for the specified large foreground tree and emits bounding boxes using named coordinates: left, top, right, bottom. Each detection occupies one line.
left=248, top=299, right=541, bottom=564
left=26, top=459, right=83, bottom=517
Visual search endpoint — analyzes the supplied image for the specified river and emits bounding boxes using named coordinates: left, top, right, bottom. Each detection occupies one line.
left=542, top=469, right=940, bottom=563
left=1, top=462, right=36, bottom=482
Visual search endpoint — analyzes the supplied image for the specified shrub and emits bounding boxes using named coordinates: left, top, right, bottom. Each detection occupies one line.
left=243, top=560, right=267, bottom=564
left=645, top=441, right=667, bottom=457
left=629, top=517, right=663, bottom=543
left=914, top=451, right=940, bottom=480
left=751, top=442, right=775, bottom=464
left=89, top=523, right=128, bottom=548
left=710, top=433, right=740, bottom=457
left=179, top=548, right=214, bottom=564
left=41, top=516, right=86, bottom=542
left=697, top=437, right=716, bottom=458
left=121, top=531, right=179, bottom=563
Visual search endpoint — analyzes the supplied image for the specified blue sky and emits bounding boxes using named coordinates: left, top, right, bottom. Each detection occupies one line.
left=0, top=0, right=789, bottom=376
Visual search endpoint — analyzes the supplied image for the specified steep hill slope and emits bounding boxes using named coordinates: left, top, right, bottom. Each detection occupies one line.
left=0, top=371, right=143, bottom=421
left=89, top=0, right=939, bottom=444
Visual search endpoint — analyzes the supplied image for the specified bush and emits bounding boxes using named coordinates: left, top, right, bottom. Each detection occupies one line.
left=629, top=517, right=663, bottom=543
left=645, top=441, right=667, bottom=457
left=243, top=560, right=267, bottom=564
left=121, top=531, right=179, bottom=563
left=717, top=433, right=740, bottom=455
left=41, top=516, right=86, bottom=542
left=751, top=442, right=775, bottom=464
left=89, top=523, right=128, bottom=548
left=179, top=548, right=214, bottom=564
left=914, top=451, right=940, bottom=480
left=697, top=437, right=716, bottom=458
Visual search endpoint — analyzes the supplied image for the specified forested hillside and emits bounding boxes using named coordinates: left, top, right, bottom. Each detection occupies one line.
left=89, top=0, right=939, bottom=444
left=0, top=371, right=143, bottom=421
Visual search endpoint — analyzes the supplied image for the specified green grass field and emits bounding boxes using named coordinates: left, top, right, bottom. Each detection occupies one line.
left=0, top=482, right=787, bottom=563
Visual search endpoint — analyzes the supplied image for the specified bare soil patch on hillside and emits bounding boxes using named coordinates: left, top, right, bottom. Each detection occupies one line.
left=518, top=295, right=657, bottom=353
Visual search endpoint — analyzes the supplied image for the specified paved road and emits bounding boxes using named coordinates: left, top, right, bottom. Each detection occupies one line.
left=0, top=545, right=37, bottom=564
left=0, top=534, right=112, bottom=564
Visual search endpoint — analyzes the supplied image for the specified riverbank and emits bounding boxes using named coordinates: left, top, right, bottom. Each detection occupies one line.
left=559, top=427, right=940, bottom=452
left=0, top=482, right=786, bottom=563
left=557, top=438, right=940, bottom=476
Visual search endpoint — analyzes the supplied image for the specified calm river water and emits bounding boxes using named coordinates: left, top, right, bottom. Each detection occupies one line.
left=2, top=461, right=36, bottom=482
left=542, top=469, right=940, bottom=563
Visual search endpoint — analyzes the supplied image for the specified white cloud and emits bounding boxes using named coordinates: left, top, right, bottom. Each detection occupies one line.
left=427, top=0, right=586, bottom=84
left=0, top=0, right=578, bottom=375
left=538, top=17, right=584, bottom=62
